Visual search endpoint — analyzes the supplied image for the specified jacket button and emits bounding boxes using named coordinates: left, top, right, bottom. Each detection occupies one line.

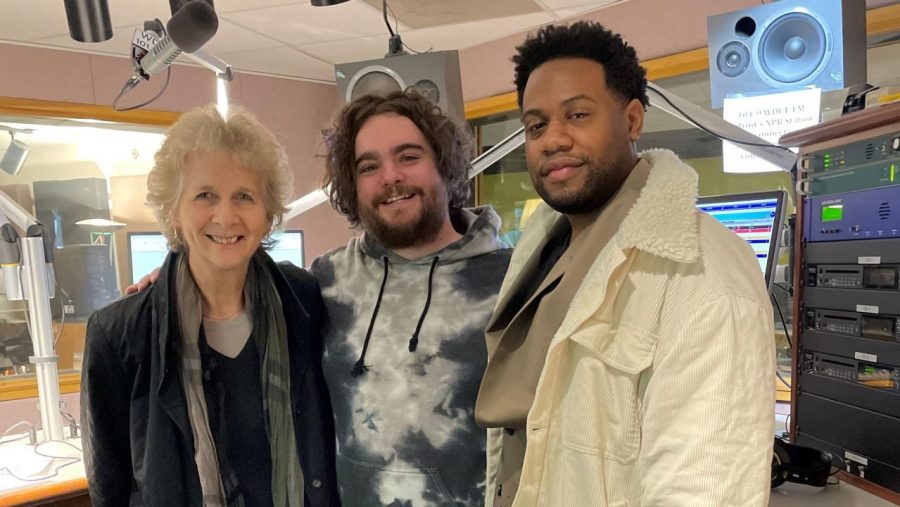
left=311, top=479, right=322, bottom=489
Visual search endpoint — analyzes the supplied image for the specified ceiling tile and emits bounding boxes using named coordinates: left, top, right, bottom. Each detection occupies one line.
left=221, top=1, right=407, bottom=47
left=33, top=31, right=134, bottom=58
left=34, top=17, right=284, bottom=68
left=213, top=0, right=307, bottom=14
left=299, top=11, right=553, bottom=65
left=542, top=0, right=621, bottom=10
left=360, top=0, right=542, bottom=29
left=0, top=1, right=79, bottom=41
left=299, top=34, right=393, bottom=65
left=218, top=46, right=335, bottom=81
left=553, top=1, right=618, bottom=19
left=105, top=0, right=184, bottom=29
left=398, top=12, right=553, bottom=52
left=196, top=18, right=284, bottom=53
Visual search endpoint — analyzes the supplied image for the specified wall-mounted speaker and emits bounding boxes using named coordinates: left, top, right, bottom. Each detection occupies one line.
left=707, top=0, right=866, bottom=108
left=334, top=50, right=464, bottom=122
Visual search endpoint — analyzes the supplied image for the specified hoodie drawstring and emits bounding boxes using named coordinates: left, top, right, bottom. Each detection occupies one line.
left=408, top=256, right=440, bottom=352
left=351, top=256, right=442, bottom=376
left=351, top=256, right=390, bottom=377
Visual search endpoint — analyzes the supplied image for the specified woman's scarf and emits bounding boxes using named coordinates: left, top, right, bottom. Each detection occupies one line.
left=175, top=252, right=304, bottom=506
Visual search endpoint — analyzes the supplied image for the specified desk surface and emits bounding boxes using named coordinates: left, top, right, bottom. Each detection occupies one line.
left=0, top=434, right=86, bottom=507
left=771, top=481, right=897, bottom=506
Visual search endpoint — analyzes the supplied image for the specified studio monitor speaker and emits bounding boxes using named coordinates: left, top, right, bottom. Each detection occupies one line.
left=707, top=0, right=866, bottom=108
left=334, top=50, right=464, bottom=123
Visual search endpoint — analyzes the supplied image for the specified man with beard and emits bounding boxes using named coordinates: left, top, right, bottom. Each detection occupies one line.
left=475, top=22, right=775, bottom=506
left=311, top=90, right=511, bottom=506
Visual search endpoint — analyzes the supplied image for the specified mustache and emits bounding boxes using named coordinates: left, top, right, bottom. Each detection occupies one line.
left=539, top=155, right=591, bottom=176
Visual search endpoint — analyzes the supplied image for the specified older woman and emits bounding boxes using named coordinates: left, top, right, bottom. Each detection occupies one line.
left=80, top=105, right=338, bottom=506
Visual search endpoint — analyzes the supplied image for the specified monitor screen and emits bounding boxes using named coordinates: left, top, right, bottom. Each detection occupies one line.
left=129, top=232, right=169, bottom=285
left=127, top=230, right=305, bottom=284
left=268, top=230, right=305, bottom=267
left=696, top=190, right=786, bottom=289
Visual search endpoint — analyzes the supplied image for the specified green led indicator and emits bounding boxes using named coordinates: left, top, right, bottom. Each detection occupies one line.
left=822, top=204, right=843, bottom=222
left=892, top=164, right=896, bottom=182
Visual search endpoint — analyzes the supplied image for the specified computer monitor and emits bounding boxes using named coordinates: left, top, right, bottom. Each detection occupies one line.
left=128, top=232, right=170, bottom=285
left=696, top=190, right=787, bottom=290
left=269, top=230, right=305, bottom=267
left=127, top=230, right=306, bottom=284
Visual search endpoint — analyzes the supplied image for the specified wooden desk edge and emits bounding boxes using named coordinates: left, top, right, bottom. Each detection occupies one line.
left=0, top=477, right=88, bottom=507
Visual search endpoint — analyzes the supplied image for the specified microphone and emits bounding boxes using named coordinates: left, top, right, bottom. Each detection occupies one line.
left=136, top=0, right=218, bottom=79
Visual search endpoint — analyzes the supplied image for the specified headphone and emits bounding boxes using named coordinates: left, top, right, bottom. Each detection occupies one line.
left=771, top=437, right=837, bottom=489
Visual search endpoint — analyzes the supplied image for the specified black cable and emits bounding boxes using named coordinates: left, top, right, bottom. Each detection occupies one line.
left=770, top=291, right=792, bottom=349
left=113, top=66, right=172, bottom=111
left=829, top=453, right=845, bottom=476
left=382, top=0, right=395, bottom=37
left=53, top=285, right=68, bottom=350
left=647, top=84, right=799, bottom=154
left=770, top=291, right=792, bottom=390
left=0, top=440, right=82, bottom=483
left=382, top=0, right=430, bottom=55
left=402, top=41, right=433, bottom=55
left=386, top=0, right=399, bottom=35
left=776, top=369, right=791, bottom=390
left=773, top=282, right=790, bottom=293
left=1, top=421, right=35, bottom=446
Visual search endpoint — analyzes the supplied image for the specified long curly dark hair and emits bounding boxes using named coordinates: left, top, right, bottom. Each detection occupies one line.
left=513, top=21, right=649, bottom=109
left=323, top=90, right=474, bottom=227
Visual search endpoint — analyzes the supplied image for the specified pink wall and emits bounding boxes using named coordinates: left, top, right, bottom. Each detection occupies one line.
left=0, top=42, right=355, bottom=262
left=459, top=0, right=900, bottom=101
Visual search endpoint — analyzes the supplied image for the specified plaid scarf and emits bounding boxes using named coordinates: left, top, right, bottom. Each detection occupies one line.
left=175, top=252, right=304, bottom=506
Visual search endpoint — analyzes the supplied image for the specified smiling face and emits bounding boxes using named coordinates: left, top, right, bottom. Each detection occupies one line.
left=354, top=113, right=450, bottom=249
left=521, top=57, right=644, bottom=215
left=172, top=151, right=271, bottom=279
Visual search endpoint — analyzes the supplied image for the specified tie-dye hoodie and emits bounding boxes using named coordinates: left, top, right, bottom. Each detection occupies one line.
left=311, top=206, right=512, bottom=507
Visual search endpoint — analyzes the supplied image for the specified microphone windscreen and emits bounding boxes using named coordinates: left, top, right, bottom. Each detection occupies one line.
left=166, top=0, right=218, bottom=53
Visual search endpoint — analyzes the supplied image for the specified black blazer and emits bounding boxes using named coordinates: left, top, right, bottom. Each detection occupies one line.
left=80, top=251, right=340, bottom=506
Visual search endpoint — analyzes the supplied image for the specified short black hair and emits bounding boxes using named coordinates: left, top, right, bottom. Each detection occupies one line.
left=513, top=21, right=649, bottom=110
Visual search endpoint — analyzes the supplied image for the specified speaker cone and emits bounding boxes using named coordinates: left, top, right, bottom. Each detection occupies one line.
left=717, top=41, right=751, bottom=78
left=758, top=11, right=828, bottom=83
left=345, top=65, right=407, bottom=102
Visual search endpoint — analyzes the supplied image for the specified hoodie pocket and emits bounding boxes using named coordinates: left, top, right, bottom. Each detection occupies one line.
left=337, top=453, right=454, bottom=506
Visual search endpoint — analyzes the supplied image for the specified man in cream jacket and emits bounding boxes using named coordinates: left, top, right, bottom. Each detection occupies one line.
left=475, top=21, right=775, bottom=506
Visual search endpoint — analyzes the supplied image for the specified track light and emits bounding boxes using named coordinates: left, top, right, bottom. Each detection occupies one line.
left=1, top=132, right=30, bottom=176
left=311, top=0, right=350, bottom=6
left=63, top=0, right=113, bottom=42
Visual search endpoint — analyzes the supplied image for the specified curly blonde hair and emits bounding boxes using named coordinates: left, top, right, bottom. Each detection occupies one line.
left=146, top=105, right=293, bottom=250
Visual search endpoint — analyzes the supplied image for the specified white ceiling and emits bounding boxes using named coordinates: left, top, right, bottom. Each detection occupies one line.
left=0, top=0, right=621, bottom=83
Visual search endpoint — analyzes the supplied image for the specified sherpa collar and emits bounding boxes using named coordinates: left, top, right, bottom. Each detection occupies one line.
left=614, top=148, right=701, bottom=264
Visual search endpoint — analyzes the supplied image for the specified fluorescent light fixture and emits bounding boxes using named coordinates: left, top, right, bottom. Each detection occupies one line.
left=216, top=73, right=230, bottom=117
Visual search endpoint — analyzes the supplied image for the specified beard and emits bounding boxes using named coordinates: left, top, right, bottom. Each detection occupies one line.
left=532, top=145, right=634, bottom=215
left=358, top=184, right=448, bottom=250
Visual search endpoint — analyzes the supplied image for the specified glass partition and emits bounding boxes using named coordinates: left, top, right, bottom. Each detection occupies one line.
left=0, top=116, right=164, bottom=394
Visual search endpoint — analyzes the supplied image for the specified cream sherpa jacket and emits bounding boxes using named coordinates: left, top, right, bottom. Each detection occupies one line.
left=485, top=149, right=775, bottom=507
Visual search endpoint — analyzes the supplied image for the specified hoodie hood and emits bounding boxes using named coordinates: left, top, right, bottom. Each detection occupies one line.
left=359, top=206, right=508, bottom=264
